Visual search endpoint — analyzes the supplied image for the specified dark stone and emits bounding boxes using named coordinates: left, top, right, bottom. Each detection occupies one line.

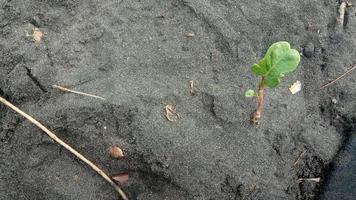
left=30, top=16, right=41, bottom=27
left=303, top=42, right=314, bottom=58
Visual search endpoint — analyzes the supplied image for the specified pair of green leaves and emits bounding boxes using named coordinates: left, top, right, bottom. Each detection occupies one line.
left=251, top=41, right=300, bottom=88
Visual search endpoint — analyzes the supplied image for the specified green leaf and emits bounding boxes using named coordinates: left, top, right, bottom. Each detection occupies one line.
left=264, top=76, right=280, bottom=88
left=264, top=68, right=281, bottom=88
left=251, top=64, right=267, bottom=75
left=250, top=41, right=301, bottom=88
left=270, top=47, right=300, bottom=74
left=245, top=89, right=257, bottom=97
left=258, top=42, right=283, bottom=70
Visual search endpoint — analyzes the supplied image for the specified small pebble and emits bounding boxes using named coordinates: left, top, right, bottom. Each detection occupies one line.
left=70, top=11, right=76, bottom=15
left=303, top=42, right=314, bottom=58
left=30, top=16, right=41, bottom=27
left=185, top=32, right=195, bottom=37
left=181, top=45, right=189, bottom=51
left=109, top=146, right=124, bottom=159
left=331, top=98, right=338, bottom=104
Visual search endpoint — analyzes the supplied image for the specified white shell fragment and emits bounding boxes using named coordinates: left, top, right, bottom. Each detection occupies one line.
left=289, top=80, right=302, bottom=94
left=185, top=32, right=195, bottom=37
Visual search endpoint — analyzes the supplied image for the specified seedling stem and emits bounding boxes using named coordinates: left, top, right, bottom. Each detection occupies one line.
left=251, top=77, right=265, bottom=124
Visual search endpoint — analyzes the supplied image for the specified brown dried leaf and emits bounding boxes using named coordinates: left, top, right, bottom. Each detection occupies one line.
left=33, top=28, right=43, bottom=46
left=165, top=105, right=179, bottom=121
left=112, top=173, right=129, bottom=185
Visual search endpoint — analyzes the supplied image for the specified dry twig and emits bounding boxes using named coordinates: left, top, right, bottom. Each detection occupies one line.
left=0, top=96, right=128, bottom=200
left=189, top=80, right=195, bottom=95
left=298, top=177, right=321, bottom=183
left=293, top=150, right=307, bottom=167
left=53, top=85, right=106, bottom=100
left=320, top=65, right=356, bottom=89
left=337, top=0, right=351, bottom=26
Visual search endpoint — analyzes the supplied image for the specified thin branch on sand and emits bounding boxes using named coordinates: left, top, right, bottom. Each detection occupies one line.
left=293, top=150, right=307, bottom=167
left=189, top=80, right=195, bottom=95
left=298, top=177, right=321, bottom=183
left=0, top=96, right=129, bottom=200
left=52, top=85, right=106, bottom=100
left=337, top=0, right=351, bottom=26
left=320, top=65, right=356, bottom=89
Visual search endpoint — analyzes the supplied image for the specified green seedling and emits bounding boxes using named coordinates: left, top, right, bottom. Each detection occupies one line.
left=245, top=41, right=300, bottom=124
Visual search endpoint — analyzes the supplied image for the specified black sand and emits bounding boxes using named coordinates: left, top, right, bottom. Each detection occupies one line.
left=1, top=0, right=356, bottom=199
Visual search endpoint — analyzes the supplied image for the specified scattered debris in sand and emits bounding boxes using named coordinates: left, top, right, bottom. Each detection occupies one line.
left=0, top=96, right=129, bottom=200
left=52, top=85, right=106, bottom=100
left=242, top=184, right=256, bottom=200
left=293, top=150, right=307, bottom=166
left=109, top=146, right=124, bottom=159
left=185, top=32, right=195, bottom=37
left=320, top=65, right=356, bottom=89
left=289, top=80, right=302, bottom=94
left=112, top=173, right=129, bottom=185
left=165, top=104, right=179, bottom=121
left=74, top=175, right=80, bottom=182
left=298, top=177, right=321, bottom=183
left=189, top=80, right=195, bottom=95
left=157, top=10, right=168, bottom=18
left=306, top=22, right=320, bottom=33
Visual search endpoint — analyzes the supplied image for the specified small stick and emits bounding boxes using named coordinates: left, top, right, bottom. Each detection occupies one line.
left=337, top=0, right=351, bottom=26
left=337, top=1, right=347, bottom=25
left=293, top=150, right=307, bottom=167
left=320, top=65, right=356, bottom=89
left=189, top=80, right=195, bottom=95
left=298, top=177, right=321, bottom=183
left=52, top=85, right=106, bottom=101
left=0, top=96, right=129, bottom=200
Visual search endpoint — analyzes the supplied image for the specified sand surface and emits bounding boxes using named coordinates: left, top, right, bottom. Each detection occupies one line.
left=1, top=0, right=356, bottom=199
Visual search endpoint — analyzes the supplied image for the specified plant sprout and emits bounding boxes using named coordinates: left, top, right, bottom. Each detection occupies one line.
left=245, top=41, right=301, bottom=124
